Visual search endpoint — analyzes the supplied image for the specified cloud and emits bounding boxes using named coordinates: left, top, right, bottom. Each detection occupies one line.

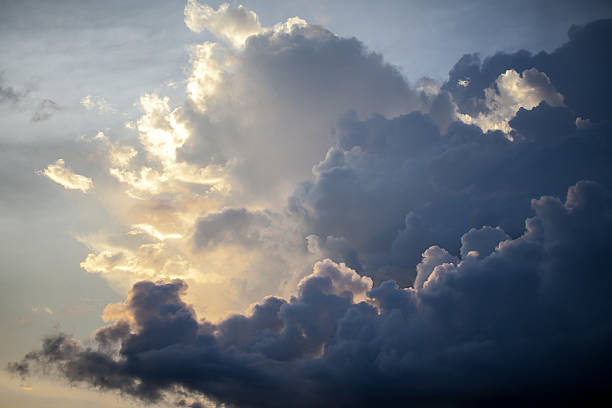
left=184, top=1, right=263, bottom=48
left=288, top=77, right=612, bottom=285
left=10, top=181, right=612, bottom=406
left=457, top=68, right=563, bottom=133
left=1, top=74, right=59, bottom=120
left=10, top=7, right=612, bottom=407
left=107, top=93, right=229, bottom=198
left=68, top=7, right=446, bottom=314
left=31, top=98, right=61, bottom=122
left=508, top=100, right=577, bottom=143
left=81, top=95, right=115, bottom=114
left=193, top=208, right=271, bottom=248
left=177, top=15, right=440, bottom=202
left=0, top=74, right=27, bottom=105
left=444, top=19, right=612, bottom=123
left=38, top=159, right=93, bottom=193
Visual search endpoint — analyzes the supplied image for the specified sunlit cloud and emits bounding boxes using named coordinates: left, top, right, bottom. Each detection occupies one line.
left=38, top=159, right=93, bottom=193
left=104, top=93, right=230, bottom=198
left=128, top=223, right=182, bottom=240
left=7, top=3, right=612, bottom=406
left=184, top=0, right=263, bottom=47
left=457, top=68, right=564, bottom=133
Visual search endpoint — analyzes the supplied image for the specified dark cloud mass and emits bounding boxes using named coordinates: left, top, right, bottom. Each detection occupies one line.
left=290, top=19, right=612, bottom=285
left=9, top=181, right=612, bottom=406
left=445, top=19, right=612, bottom=122
left=9, top=15, right=612, bottom=408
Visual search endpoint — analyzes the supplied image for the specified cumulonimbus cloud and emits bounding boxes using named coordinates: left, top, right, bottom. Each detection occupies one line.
left=9, top=4, right=612, bottom=406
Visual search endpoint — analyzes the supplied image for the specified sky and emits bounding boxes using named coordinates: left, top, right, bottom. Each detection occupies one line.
left=1, top=0, right=612, bottom=407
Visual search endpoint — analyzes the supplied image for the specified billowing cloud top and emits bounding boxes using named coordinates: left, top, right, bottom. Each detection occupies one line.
left=184, top=0, right=263, bottom=47
left=8, top=1, right=612, bottom=406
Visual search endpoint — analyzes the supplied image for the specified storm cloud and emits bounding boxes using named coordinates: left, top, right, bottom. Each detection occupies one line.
left=289, top=19, right=612, bottom=285
left=7, top=3, right=612, bottom=407
left=10, top=181, right=612, bottom=406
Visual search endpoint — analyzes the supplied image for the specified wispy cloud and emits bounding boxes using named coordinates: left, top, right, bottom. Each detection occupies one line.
left=38, top=159, right=93, bottom=193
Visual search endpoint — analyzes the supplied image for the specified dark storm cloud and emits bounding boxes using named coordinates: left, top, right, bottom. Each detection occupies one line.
left=509, top=101, right=576, bottom=143
left=285, top=20, right=612, bottom=285
left=290, top=109, right=612, bottom=285
left=445, top=19, right=612, bottom=122
left=9, top=181, right=612, bottom=406
left=8, top=10, right=612, bottom=408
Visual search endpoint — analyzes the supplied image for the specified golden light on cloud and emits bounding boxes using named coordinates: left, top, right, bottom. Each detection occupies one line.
left=187, top=42, right=224, bottom=112
left=128, top=223, right=183, bottom=240
left=102, top=92, right=230, bottom=198
left=38, top=159, right=93, bottom=193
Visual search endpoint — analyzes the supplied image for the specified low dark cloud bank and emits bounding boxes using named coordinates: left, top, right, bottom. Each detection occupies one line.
left=10, top=18, right=612, bottom=408
left=10, top=181, right=612, bottom=406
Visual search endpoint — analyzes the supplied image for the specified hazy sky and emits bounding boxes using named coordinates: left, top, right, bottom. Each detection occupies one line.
left=2, top=1, right=612, bottom=407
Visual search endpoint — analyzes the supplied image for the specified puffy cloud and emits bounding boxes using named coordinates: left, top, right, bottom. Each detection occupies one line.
left=184, top=1, right=263, bottom=47
left=12, top=8, right=612, bottom=407
left=301, top=259, right=373, bottom=302
left=459, top=225, right=510, bottom=258
left=289, top=78, right=612, bottom=284
left=457, top=68, right=564, bottom=133
left=185, top=42, right=224, bottom=112
left=178, top=17, right=437, bottom=202
left=38, top=159, right=93, bottom=193
left=414, top=245, right=457, bottom=290
left=72, top=11, right=445, bottom=312
left=509, top=100, right=577, bottom=143
left=445, top=19, right=612, bottom=123
left=10, top=182, right=612, bottom=405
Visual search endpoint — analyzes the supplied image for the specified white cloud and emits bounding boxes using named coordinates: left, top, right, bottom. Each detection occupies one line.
left=39, top=159, right=93, bottom=193
left=184, top=1, right=263, bottom=47
left=186, top=42, right=224, bottom=112
left=128, top=223, right=182, bottom=240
